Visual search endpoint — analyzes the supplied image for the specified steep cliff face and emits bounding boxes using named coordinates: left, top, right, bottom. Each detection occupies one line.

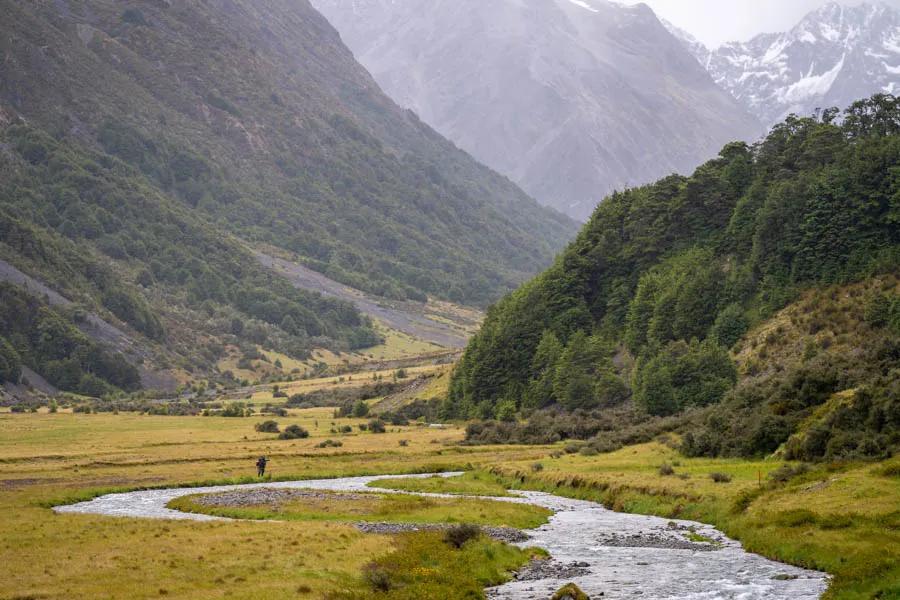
left=314, top=0, right=764, bottom=220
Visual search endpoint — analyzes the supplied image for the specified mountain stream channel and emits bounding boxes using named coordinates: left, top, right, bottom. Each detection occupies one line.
left=55, top=472, right=828, bottom=599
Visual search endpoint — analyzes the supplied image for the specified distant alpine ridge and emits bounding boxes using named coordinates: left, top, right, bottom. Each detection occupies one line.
left=668, top=2, right=900, bottom=125
left=313, top=0, right=763, bottom=221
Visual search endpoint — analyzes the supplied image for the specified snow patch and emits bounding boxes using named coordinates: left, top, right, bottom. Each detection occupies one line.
left=762, top=38, right=789, bottom=64
left=566, top=0, right=598, bottom=13
left=779, top=54, right=845, bottom=103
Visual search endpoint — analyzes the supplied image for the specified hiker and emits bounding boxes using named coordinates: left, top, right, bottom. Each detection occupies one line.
left=256, top=456, right=268, bottom=477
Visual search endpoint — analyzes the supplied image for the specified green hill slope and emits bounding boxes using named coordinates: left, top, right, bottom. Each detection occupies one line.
left=447, top=95, right=900, bottom=459
left=0, top=0, right=575, bottom=395
left=0, top=0, right=574, bottom=306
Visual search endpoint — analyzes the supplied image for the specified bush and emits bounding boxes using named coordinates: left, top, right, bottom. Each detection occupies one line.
left=531, top=462, right=544, bottom=472
left=254, top=420, right=280, bottom=433
left=709, top=472, right=732, bottom=483
left=768, top=463, right=810, bottom=484
left=352, top=400, right=369, bottom=418
left=385, top=412, right=410, bottom=426
left=398, top=439, right=409, bottom=447
left=551, top=583, right=590, bottom=600
left=563, top=442, right=582, bottom=454
left=659, top=463, right=675, bottom=476
left=362, top=562, right=392, bottom=592
left=315, top=439, right=343, bottom=448
left=368, top=418, right=386, bottom=433
left=443, top=524, right=481, bottom=549
left=279, top=424, right=309, bottom=440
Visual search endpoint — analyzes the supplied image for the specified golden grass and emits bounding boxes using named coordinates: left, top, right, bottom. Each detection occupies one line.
left=170, top=489, right=551, bottom=529
left=0, top=410, right=549, bottom=599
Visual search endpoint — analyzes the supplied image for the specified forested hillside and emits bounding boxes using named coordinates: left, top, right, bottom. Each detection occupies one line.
left=0, top=125, right=377, bottom=395
left=448, top=95, right=900, bottom=459
left=0, top=0, right=574, bottom=394
left=0, top=0, right=573, bottom=307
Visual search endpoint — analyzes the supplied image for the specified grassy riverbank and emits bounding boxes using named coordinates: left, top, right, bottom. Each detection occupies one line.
left=378, top=443, right=900, bottom=599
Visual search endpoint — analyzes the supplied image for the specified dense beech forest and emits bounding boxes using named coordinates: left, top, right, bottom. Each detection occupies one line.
left=448, top=96, right=900, bottom=459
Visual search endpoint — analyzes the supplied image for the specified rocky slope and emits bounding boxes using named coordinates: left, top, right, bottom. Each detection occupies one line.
left=313, top=0, right=764, bottom=220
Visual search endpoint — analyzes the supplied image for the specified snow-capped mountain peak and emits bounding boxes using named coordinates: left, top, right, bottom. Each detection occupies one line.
left=669, top=1, right=900, bottom=125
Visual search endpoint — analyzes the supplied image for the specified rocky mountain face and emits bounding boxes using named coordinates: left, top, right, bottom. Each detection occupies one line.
left=312, top=0, right=764, bottom=221
left=669, top=2, right=900, bottom=125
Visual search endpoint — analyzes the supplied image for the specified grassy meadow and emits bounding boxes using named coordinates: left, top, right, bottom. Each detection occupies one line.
left=0, top=408, right=549, bottom=599
left=2, top=407, right=898, bottom=598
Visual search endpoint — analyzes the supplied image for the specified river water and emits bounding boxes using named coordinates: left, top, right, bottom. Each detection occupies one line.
left=54, top=473, right=828, bottom=599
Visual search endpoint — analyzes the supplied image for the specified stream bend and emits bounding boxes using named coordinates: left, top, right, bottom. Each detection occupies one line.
left=54, top=473, right=828, bottom=599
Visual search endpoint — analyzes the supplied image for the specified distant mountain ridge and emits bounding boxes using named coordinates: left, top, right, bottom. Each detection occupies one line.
left=313, top=0, right=764, bottom=220
left=667, top=2, right=900, bottom=125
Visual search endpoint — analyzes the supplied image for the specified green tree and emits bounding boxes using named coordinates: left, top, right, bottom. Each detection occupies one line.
left=0, top=337, right=21, bottom=383
left=710, top=303, right=749, bottom=349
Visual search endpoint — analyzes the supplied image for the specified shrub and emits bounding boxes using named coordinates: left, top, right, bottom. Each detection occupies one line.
left=362, top=562, right=392, bottom=592
left=564, top=442, right=582, bottom=454
left=551, top=583, right=589, bottom=600
left=340, top=425, right=352, bottom=433
left=385, top=412, right=410, bottom=426
left=279, top=425, right=309, bottom=440
left=254, top=420, right=280, bottom=433
left=352, top=400, right=369, bottom=418
left=398, top=439, right=409, bottom=447
left=262, top=404, right=288, bottom=417
left=768, top=463, right=810, bottom=484
left=709, top=472, right=732, bottom=483
left=443, top=524, right=480, bottom=549
left=877, top=462, right=900, bottom=478
left=531, top=462, right=544, bottom=472
left=315, top=439, right=343, bottom=448
left=368, top=419, right=386, bottom=433
left=659, top=463, right=675, bottom=476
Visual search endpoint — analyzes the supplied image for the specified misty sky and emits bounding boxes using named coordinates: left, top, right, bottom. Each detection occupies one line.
left=619, top=0, right=900, bottom=47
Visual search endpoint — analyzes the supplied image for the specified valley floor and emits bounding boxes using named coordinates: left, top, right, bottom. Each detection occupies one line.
left=0, top=410, right=897, bottom=599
